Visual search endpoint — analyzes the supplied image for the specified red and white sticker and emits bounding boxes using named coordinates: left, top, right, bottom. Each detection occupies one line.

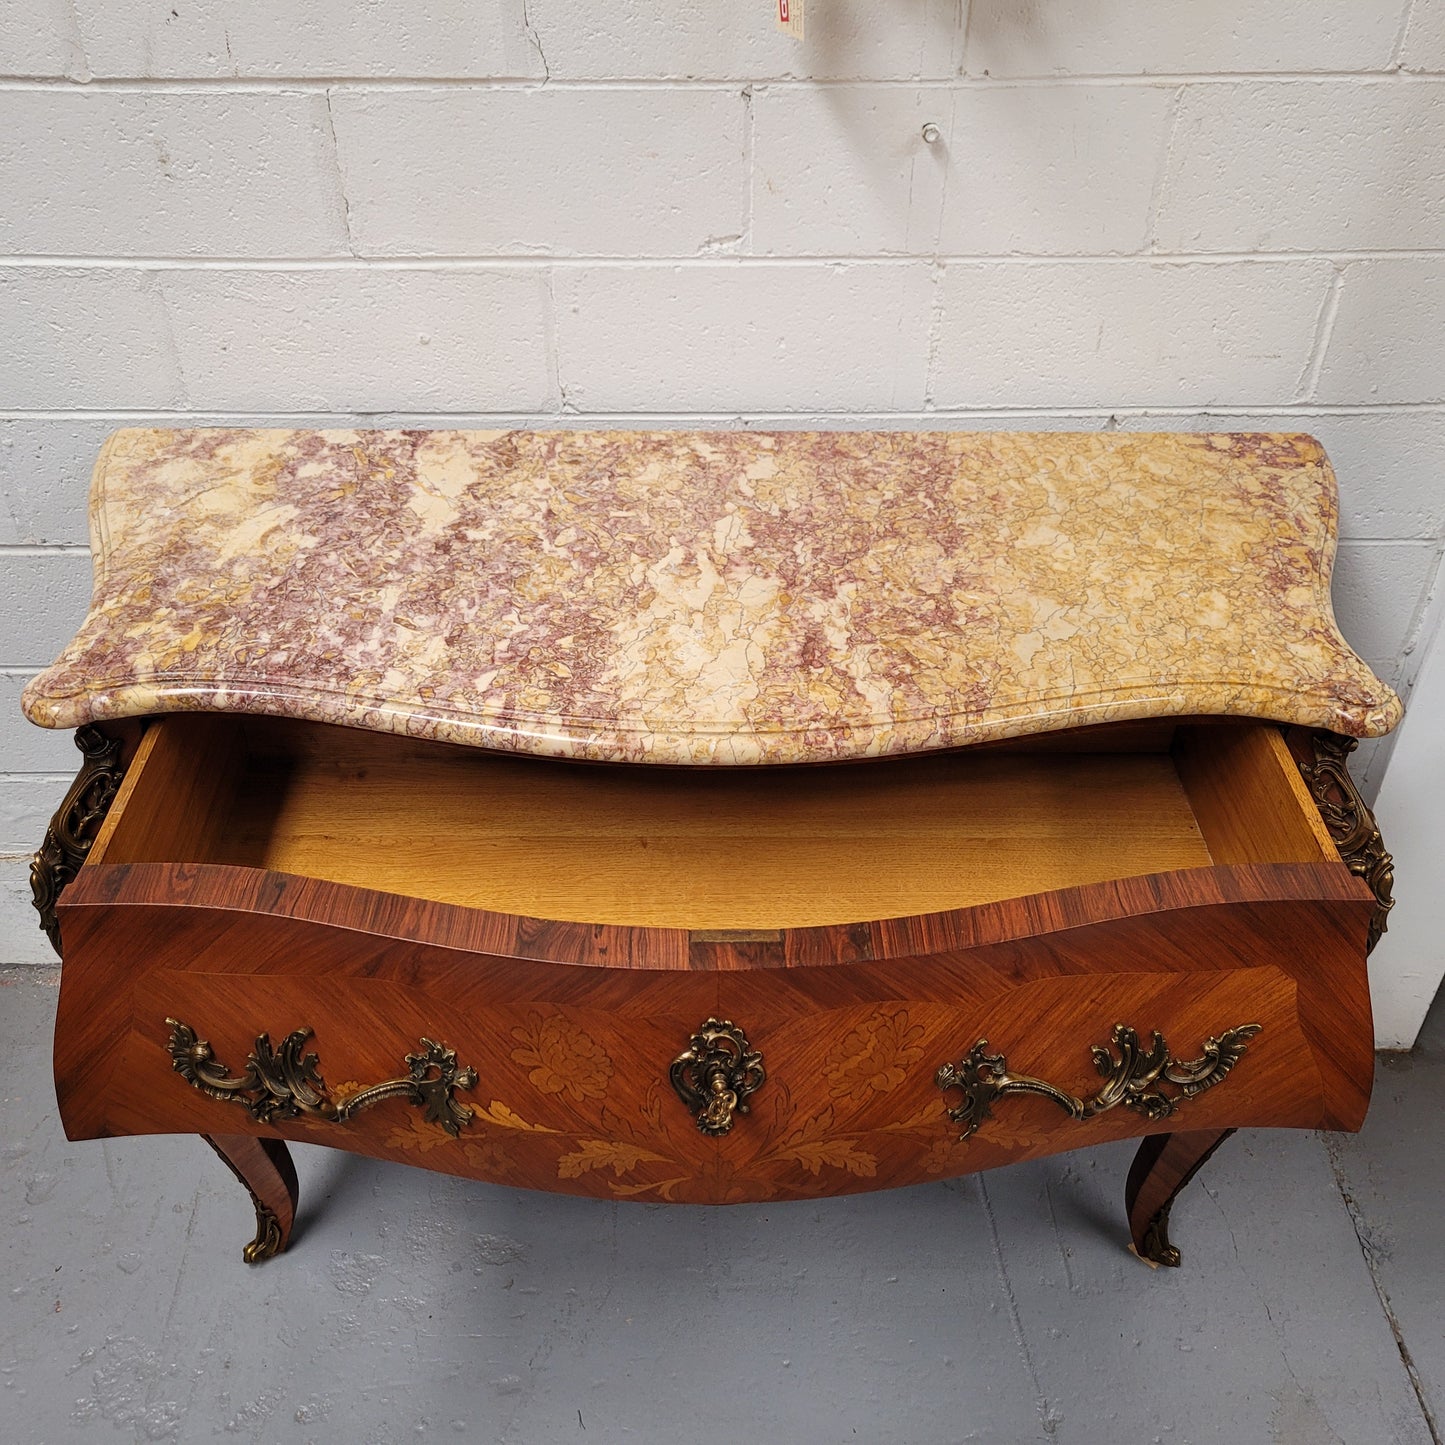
left=777, top=0, right=805, bottom=40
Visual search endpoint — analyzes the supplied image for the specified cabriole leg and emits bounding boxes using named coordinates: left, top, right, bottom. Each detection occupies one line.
left=203, top=1134, right=298, bottom=1264
left=1125, top=1128, right=1235, bottom=1268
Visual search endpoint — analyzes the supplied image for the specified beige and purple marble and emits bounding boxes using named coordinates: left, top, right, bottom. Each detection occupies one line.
left=21, top=428, right=1401, bottom=764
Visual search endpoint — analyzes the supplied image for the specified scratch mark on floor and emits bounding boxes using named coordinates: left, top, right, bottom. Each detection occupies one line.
left=1325, top=1134, right=1443, bottom=1445
left=979, top=1177, right=1062, bottom=1438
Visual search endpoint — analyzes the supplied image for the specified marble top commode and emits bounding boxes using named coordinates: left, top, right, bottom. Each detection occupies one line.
left=22, top=428, right=1401, bottom=765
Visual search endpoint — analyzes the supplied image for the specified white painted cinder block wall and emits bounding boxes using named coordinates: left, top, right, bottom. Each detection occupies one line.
left=1, top=3, right=1442, bottom=1039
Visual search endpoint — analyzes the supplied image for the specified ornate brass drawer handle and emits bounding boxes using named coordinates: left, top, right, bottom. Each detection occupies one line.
left=936, top=1022, right=1262, bottom=1142
left=670, top=1018, right=766, bottom=1136
left=166, top=1019, right=479, bottom=1138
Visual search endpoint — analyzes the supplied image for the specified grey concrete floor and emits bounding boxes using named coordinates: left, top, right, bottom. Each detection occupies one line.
left=2, top=968, right=1441, bottom=1445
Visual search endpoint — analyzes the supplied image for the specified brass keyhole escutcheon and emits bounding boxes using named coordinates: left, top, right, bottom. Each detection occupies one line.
left=669, top=1018, right=765, bottom=1136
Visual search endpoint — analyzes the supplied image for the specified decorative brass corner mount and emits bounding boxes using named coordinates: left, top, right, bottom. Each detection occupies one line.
left=166, top=1020, right=479, bottom=1138
left=30, top=724, right=127, bottom=955
left=935, top=1022, right=1262, bottom=1143
left=1294, top=729, right=1394, bottom=954
left=1136, top=1213, right=1177, bottom=1269
left=669, top=1018, right=766, bottom=1136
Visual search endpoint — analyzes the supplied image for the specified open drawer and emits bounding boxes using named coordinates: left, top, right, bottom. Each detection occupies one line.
left=52, top=714, right=1377, bottom=1213
left=82, top=712, right=1352, bottom=926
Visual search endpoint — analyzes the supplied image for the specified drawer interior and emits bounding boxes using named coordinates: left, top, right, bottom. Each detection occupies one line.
left=86, top=714, right=1339, bottom=930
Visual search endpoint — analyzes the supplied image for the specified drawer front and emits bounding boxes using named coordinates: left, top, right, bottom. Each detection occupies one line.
left=694, top=887, right=1369, bottom=1202
left=59, top=910, right=728, bottom=1204
left=55, top=872, right=1371, bottom=1206
left=703, top=967, right=1307, bottom=1203
left=150, top=976, right=726, bottom=1203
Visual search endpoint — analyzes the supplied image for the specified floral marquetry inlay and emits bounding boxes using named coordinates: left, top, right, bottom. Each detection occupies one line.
left=509, top=1015, right=614, bottom=1102
left=825, top=1010, right=927, bottom=1100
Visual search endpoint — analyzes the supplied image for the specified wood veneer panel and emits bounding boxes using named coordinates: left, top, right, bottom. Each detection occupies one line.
left=64, top=861, right=1372, bottom=1008
left=59, top=859, right=1370, bottom=972
left=1174, top=722, right=1336, bottom=865
left=85, top=723, right=162, bottom=864
left=89, top=714, right=245, bottom=867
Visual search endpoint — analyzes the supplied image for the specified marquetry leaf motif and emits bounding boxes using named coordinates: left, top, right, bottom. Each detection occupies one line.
left=785, top=1138, right=878, bottom=1178
left=920, top=1137, right=958, bottom=1176
left=473, top=1099, right=559, bottom=1132
left=880, top=1099, right=953, bottom=1135
left=386, top=1112, right=456, bottom=1155
left=824, top=1009, right=927, bottom=1101
left=636, top=1083, right=668, bottom=1136
left=556, top=1139, right=672, bottom=1180
left=763, top=1106, right=878, bottom=1178
left=595, top=1099, right=674, bottom=1151
left=607, top=1177, right=692, bottom=1201
left=878, top=1093, right=1045, bottom=1155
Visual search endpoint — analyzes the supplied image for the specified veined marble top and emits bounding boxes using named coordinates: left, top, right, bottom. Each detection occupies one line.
left=22, top=428, right=1401, bottom=765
